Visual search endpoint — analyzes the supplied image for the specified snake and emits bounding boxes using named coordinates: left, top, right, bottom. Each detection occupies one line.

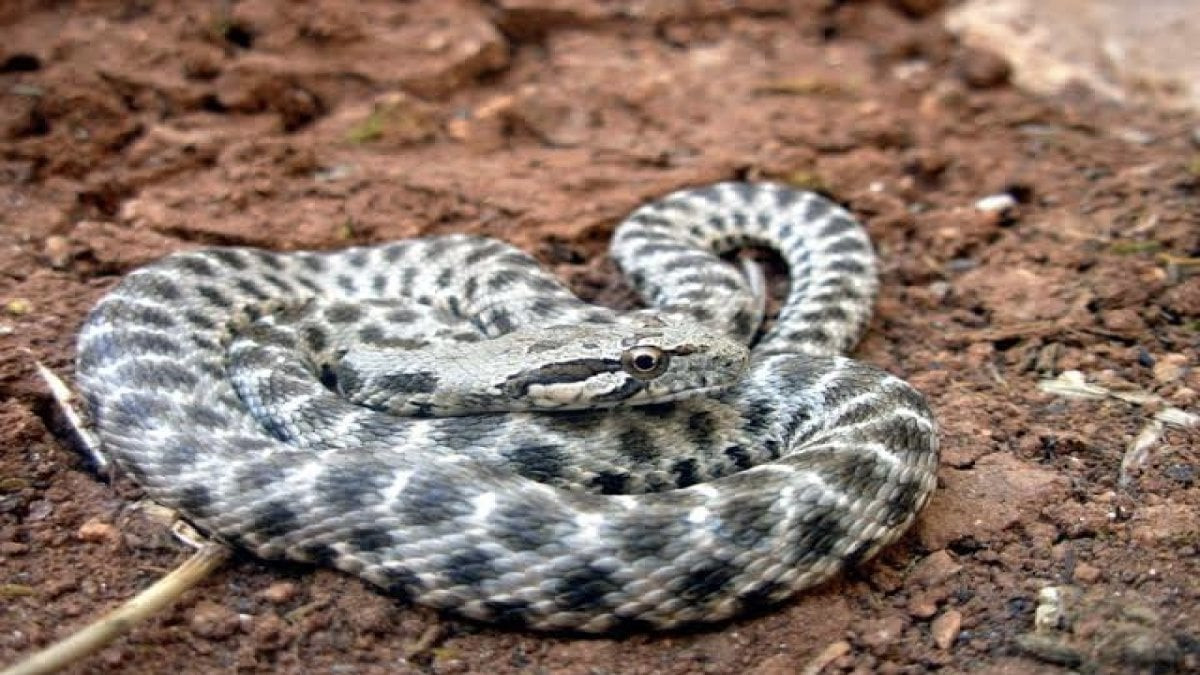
left=75, top=181, right=938, bottom=633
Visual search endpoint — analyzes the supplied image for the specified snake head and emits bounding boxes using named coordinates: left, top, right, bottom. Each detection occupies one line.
left=335, top=317, right=749, bottom=416
left=498, top=317, right=750, bottom=409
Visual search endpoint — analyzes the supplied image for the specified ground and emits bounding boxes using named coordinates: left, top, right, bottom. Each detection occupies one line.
left=1, top=1, right=1198, bottom=673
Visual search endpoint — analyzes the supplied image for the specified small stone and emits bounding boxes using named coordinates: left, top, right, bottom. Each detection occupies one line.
left=258, top=582, right=299, bottom=605
left=250, top=611, right=292, bottom=651
left=1164, top=463, right=1195, bottom=485
left=44, top=235, right=73, bottom=269
left=973, top=193, right=1016, bottom=212
left=858, top=615, right=907, bottom=648
left=1034, top=586, right=1078, bottom=633
left=909, top=550, right=963, bottom=587
left=931, top=609, right=962, bottom=649
left=76, top=518, right=120, bottom=543
left=1170, top=387, right=1197, bottom=407
left=908, top=589, right=941, bottom=619
left=1115, top=128, right=1156, bottom=145
left=799, top=641, right=851, bottom=675
left=25, top=500, right=53, bottom=521
left=1152, top=354, right=1190, bottom=384
left=447, top=94, right=514, bottom=153
left=4, top=298, right=31, bottom=316
left=957, top=46, right=1010, bottom=88
left=189, top=600, right=240, bottom=639
left=1099, top=308, right=1146, bottom=335
left=1073, top=562, right=1101, bottom=583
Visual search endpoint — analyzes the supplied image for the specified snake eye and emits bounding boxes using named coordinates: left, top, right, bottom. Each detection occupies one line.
left=621, top=346, right=669, bottom=380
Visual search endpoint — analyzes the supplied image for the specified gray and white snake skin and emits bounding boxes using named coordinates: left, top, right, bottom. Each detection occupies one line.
left=76, top=182, right=938, bottom=632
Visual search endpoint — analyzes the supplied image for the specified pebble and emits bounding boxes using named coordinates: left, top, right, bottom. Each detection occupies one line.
left=858, top=615, right=907, bottom=648
left=957, top=47, right=1011, bottom=88
left=44, top=235, right=73, bottom=269
left=4, top=298, right=31, bottom=316
left=1164, top=463, right=1195, bottom=485
left=249, top=611, right=291, bottom=651
left=1073, top=562, right=1101, bottom=583
left=1034, top=586, right=1076, bottom=632
left=931, top=609, right=962, bottom=649
left=1152, top=353, right=1190, bottom=384
left=909, top=550, right=963, bottom=587
left=189, top=600, right=241, bottom=639
left=447, top=94, right=514, bottom=153
left=76, top=518, right=120, bottom=543
left=908, top=589, right=941, bottom=619
left=1099, top=308, right=1145, bottom=334
left=257, top=581, right=299, bottom=605
left=973, top=193, right=1016, bottom=212
left=799, top=641, right=851, bottom=675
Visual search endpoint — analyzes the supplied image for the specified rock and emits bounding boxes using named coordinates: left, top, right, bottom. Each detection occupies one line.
left=249, top=611, right=292, bottom=652
left=973, top=193, right=1017, bottom=212
left=447, top=94, right=515, bottom=153
left=799, top=641, right=851, bottom=675
left=946, top=0, right=1200, bottom=112
left=907, top=590, right=941, bottom=619
left=189, top=601, right=241, bottom=639
left=257, top=581, right=299, bottom=605
left=931, top=609, right=962, bottom=649
left=1162, top=277, right=1200, bottom=317
left=1151, top=353, right=1190, bottom=384
left=1073, top=562, right=1101, bottom=584
left=956, top=47, right=1011, bottom=89
left=4, top=299, right=31, bottom=316
left=75, top=518, right=119, bottom=543
left=908, top=550, right=963, bottom=587
left=857, top=615, right=908, bottom=649
left=1034, top=585, right=1078, bottom=633
left=220, top=1, right=509, bottom=100
left=43, top=235, right=73, bottom=269
left=1098, top=308, right=1146, bottom=336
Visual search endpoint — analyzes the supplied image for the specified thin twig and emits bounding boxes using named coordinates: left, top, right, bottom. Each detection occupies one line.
left=2, top=543, right=232, bottom=675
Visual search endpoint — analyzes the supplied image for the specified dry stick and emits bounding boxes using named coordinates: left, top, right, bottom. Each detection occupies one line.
left=2, top=543, right=232, bottom=675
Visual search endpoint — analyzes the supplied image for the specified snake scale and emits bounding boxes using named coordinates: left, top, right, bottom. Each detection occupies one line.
left=76, top=182, right=938, bottom=632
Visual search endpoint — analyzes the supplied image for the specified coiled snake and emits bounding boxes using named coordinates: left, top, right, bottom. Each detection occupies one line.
left=76, top=182, right=938, bottom=632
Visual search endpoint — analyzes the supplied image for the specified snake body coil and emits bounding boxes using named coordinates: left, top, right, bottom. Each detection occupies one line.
left=76, top=182, right=938, bottom=632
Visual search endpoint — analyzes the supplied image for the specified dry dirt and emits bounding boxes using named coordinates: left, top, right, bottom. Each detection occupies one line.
left=2, top=1, right=1198, bottom=673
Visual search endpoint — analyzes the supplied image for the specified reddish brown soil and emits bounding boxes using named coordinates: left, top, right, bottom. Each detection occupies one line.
left=2, top=1, right=1198, bottom=673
